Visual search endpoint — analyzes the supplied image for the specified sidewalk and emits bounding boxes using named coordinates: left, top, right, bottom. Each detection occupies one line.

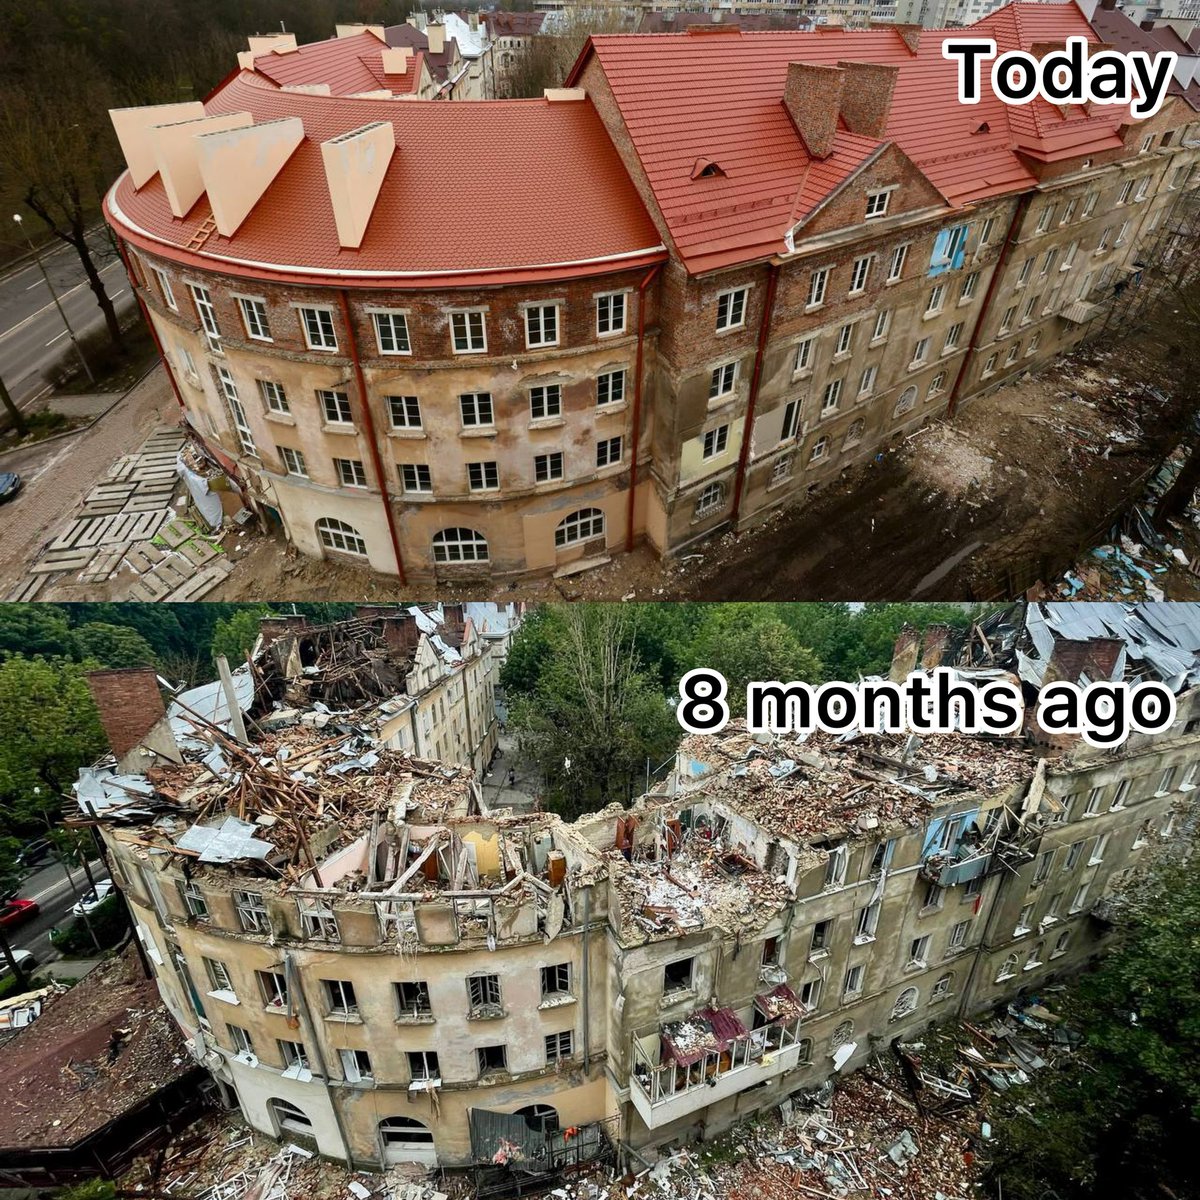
left=480, top=732, right=540, bottom=812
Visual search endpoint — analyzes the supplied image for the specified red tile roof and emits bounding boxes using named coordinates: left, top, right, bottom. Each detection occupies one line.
left=485, top=11, right=549, bottom=38
left=383, top=23, right=461, bottom=85
left=253, top=30, right=423, bottom=96
left=107, top=70, right=664, bottom=288
left=569, top=4, right=1149, bottom=273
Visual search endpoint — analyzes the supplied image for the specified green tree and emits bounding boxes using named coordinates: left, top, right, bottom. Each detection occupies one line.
left=507, top=606, right=679, bottom=819
left=0, top=605, right=74, bottom=659
left=0, top=657, right=106, bottom=836
left=210, top=605, right=271, bottom=666
left=73, top=621, right=157, bottom=668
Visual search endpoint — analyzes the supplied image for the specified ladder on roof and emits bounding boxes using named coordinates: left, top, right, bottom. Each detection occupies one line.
left=187, top=217, right=217, bottom=251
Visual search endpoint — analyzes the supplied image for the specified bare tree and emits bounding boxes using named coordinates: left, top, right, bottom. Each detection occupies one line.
left=0, top=47, right=126, bottom=351
left=504, top=7, right=632, bottom=99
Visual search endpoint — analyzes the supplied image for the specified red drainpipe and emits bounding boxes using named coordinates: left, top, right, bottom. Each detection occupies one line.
left=731, top=261, right=781, bottom=524
left=115, top=236, right=185, bottom=412
left=626, top=262, right=663, bottom=553
left=946, top=192, right=1031, bottom=419
left=337, top=289, right=408, bottom=585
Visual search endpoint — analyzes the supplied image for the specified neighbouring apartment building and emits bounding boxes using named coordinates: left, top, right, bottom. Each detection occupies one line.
left=76, top=603, right=1198, bottom=1175
left=104, top=5, right=1200, bottom=581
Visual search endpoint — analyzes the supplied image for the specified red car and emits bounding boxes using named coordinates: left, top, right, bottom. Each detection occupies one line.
left=0, top=898, right=38, bottom=930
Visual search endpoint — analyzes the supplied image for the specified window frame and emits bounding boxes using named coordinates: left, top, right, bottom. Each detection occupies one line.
left=299, top=306, right=338, bottom=352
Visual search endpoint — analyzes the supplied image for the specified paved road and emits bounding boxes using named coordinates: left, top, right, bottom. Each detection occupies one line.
left=0, top=230, right=137, bottom=406
left=9, top=857, right=110, bottom=964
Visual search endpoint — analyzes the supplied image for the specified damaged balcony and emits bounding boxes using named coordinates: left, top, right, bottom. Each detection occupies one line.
left=629, top=987, right=805, bottom=1129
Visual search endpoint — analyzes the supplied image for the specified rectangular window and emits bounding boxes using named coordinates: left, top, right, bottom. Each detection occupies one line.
left=1135, top=177, right=1150, bottom=201
left=259, top=379, right=288, bottom=414
left=1022, top=295, right=1038, bottom=322
left=324, top=979, right=358, bottom=1015
left=1041, top=248, right=1058, bottom=276
left=388, top=395, right=421, bottom=430
left=1062, top=241, right=1079, bottom=269
left=835, top=323, right=853, bottom=356
left=279, top=1040, right=309, bottom=1071
left=468, top=461, right=499, bottom=491
left=152, top=267, right=177, bottom=310
left=530, top=384, right=562, bottom=420
left=810, top=919, right=832, bottom=953
left=703, top=425, right=729, bottom=459
left=928, top=371, right=946, bottom=397
left=1034, top=849, right=1054, bottom=882
left=808, top=268, right=829, bottom=307
left=944, top=322, right=963, bottom=352
left=408, top=1049, right=441, bottom=1081
left=238, top=297, right=271, bottom=341
left=540, top=963, right=571, bottom=998
left=844, top=964, right=865, bottom=995
left=872, top=309, right=891, bottom=341
left=477, top=1045, right=508, bottom=1075
left=800, top=978, right=821, bottom=1010
left=960, top=272, right=979, bottom=302
left=451, top=309, right=487, bottom=353
left=1082, top=190, right=1099, bottom=217
left=460, top=393, right=494, bottom=427
left=596, top=435, right=623, bottom=467
left=1062, top=198, right=1078, bottom=223
left=772, top=454, right=793, bottom=483
left=795, top=337, right=815, bottom=372
left=855, top=902, right=879, bottom=940
left=664, top=957, right=694, bottom=993
left=525, top=304, right=559, bottom=348
left=320, top=390, right=353, bottom=425
left=340, top=1048, right=372, bottom=1083
left=1069, top=882, right=1090, bottom=913
left=1065, top=840, right=1084, bottom=870
left=926, top=284, right=945, bottom=315
left=716, top=287, right=748, bottom=330
left=858, top=365, right=877, bottom=397
left=545, top=1030, right=574, bottom=1063
left=190, top=284, right=220, bottom=351
left=849, top=256, right=871, bottom=293
left=865, top=190, right=890, bottom=218
left=1017, top=258, right=1033, bottom=286
left=259, top=970, right=289, bottom=1010
left=205, top=958, right=234, bottom=994
left=1036, top=203, right=1056, bottom=232
left=781, top=399, right=800, bottom=442
left=810, top=435, right=829, bottom=461
left=400, top=463, right=432, bottom=493
left=912, top=337, right=930, bottom=366
left=596, top=292, right=626, bottom=336
left=979, top=217, right=995, bottom=246
left=468, top=974, right=502, bottom=1015
left=964, top=875, right=984, bottom=898
left=395, top=982, right=432, bottom=1018
left=373, top=311, right=411, bottom=355
left=982, top=353, right=997, bottom=377
left=597, top=369, right=625, bottom=407
left=280, top=446, right=308, bottom=478
left=710, top=361, right=738, bottom=399
left=1000, top=305, right=1016, bottom=334
left=299, top=307, right=337, bottom=351
left=1084, top=786, right=1104, bottom=815
left=229, top=1025, right=254, bottom=1056
left=180, top=879, right=208, bottom=919
left=217, top=367, right=256, bottom=457
left=949, top=919, right=970, bottom=949
left=234, top=890, right=268, bottom=933
left=1089, top=833, right=1110, bottom=866
left=1111, top=779, right=1130, bottom=809
left=534, top=451, right=564, bottom=483
left=821, top=379, right=842, bottom=414
left=887, top=243, right=909, bottom=282
left=1006, top=343, right=1021, bottom=365
left=909, top=936, right=930, bottom=966
left=1159, top=766, right=1177, bottom=794
left=335, top=458, right=367, bottom=489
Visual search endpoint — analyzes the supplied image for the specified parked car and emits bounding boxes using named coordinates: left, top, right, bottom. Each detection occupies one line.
left=0, top=472, right=20, bottom=503
left=0, top=898, right=39, bottom=930
left=71, top=879, right=115, bottom=916
left=0, top=949, right=37, bottom=987
left=15, top=839, right=56, bottom=871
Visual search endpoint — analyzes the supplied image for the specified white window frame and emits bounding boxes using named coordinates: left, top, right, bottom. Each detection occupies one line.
left=530, top=384, right=562, bottom=421
left=299, top=306, right=337, bottom=352
left=450, top=309, right=488, bottom=354
left=388, top=395, right=422, bottom=430
left=237, top=296, right=271, bottom=342
left=794, top=337, right=815, bottom=374
left=190, top=284, right=221, bottom=352
left=467, top=460, right=500, bottom=492
left=716, top=287, right=748, bottom=331
left=319, top=389, right=353, bottom=426
left=335, top=457, right=368, bottom=489
left=433, top=528, right=489, bottom=563
left=596, top=435, right=623, bottom=468
left=525, top=303, right=559, bottom=349
left=887, top=243, right=909, bottom=282
left=597, top=369, right=625, bottom=407
left=596, top=292, right=626, bottom=337
left=709, top=360, right=738, bottom=400
left=460, top=392, right=494, bottom=428
left=372, top=310, right=412, bottom=356
left=259, top=379, right=288, bottom=414
left=849, top=255, right=871, bottom=293
left=153, top=267, right=177, bottom=311
left=534, top=451, right=564, bottom=484
left=400, top=463, right=432, bottom=494
left=702, top=424, right=729, bottom=459
left=317, top=517, right=367, bottom=557
left=807, top=268, right=829, bottom=308
left=280, top=446, right=308, bottom=478
left=865, top=189, right=891, bottom=219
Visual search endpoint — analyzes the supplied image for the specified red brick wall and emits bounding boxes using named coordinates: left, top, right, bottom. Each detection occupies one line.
left=87, top=668, right=166, bottom=759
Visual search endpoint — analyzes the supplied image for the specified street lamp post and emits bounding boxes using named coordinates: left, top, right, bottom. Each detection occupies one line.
left=12, top=213, right=95, bottom=385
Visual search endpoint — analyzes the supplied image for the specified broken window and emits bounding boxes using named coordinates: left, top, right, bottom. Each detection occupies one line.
left=843, top=966, right=864, bottom=997
left=299, top=900, right=340, bottom=941
left=545, top=1030, right=574, bottom=1063
left=408, top=1050, right=441, bottom=1081
left=324, top=979, right=358, bottom=1015
left=890, top=987, right=918, bottom=1021
left=1134, top=819, right=1152, bottom=848
left=228, top=1024, right=253, bottom=1057
left=908, top=936, right=930, bottom=968
left=395, top=981, right=431, bottom=1018
left=928, top=371, right=947, bottom=398
left=279, top=1039, right=309, bottom=1071
left=922, top=882, right=944, bottom=911
left=854, top=903, right=879, bottom=942
left=797, top=1038, right=813, bottom=1064
left=259, top=970, right=289, bottom=1011
left=451, top=309, right=487, bottom=353
left=800, top=978, right=821, bottom=1011
left=964, top=875, right=984, bottom=899
left=180, top=880, right=208, bottom=921
left=870, top=840, right=894, bottom=874
left=761, top=937, right=780, bottom=967
left=663, top=958, right=694, bottom=995
left=205, top=958, right=235, bottom=995
left=810, top=919, right=832, bottom=954
left=541, top=963, right=571, bottom=999
left=716, top=287, right=748, bottom=330
left=340, top=1048, right=372, bottom=1082
left=996, top=953, right=1018, bottom=982
left=477, top=1044, right=508, bottom=1076
left=894, top=386, right=917, bottom=417
left=931, top=973, right=953, bottom=1003
left=468, top=974, right=502, bottom=1016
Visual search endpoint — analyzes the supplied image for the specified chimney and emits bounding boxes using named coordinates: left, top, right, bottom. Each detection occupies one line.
left=321, top=122, right=396, bottom=250
left=382, top=614, right=421, bottom=658
left=381, top=46, right=412, bottom=74
left=109, top=101, right=206, bottom=188
left=836, top=61, right=898, bottom=139
left=281, top=83, right=333, bottom=96
left=247, top=33, right=298, bottom=59
left=1099, top=0, right=1117, bottom=8
left=196, top=117, right=305, bottom=237
left=258, top=615, right=311, bottom=650
left=441, top=604, right=467, bottom=647
left=87, top=668, right=167, bottom=759
left=892, top=23, right=921, bottom=54
left=784, top=62, right=844, bottom=160
left=427, top=23, right=445, bottom=55
left=919, top=624, right=952, bottom=670
left=889, top=626, right=921, bottom=683
left=336, top=23, right=386, bottom=41
left=150, top=111, right=253, bottom=218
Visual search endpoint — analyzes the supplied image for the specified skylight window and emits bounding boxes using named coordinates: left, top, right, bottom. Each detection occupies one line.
left=691, top=157, right=726, bottom=180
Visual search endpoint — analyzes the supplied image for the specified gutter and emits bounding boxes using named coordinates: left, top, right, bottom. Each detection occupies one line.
left=337, top=289, right=408, bottom=584
left=731, top=261, right=781, bottom=524
left=626, top=262, right=662, bottom=552
left=946, top=193, right=1031, bottom=419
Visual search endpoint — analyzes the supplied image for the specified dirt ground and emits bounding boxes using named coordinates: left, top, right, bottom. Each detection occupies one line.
left=208, top=342, right=1168, bottom=603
